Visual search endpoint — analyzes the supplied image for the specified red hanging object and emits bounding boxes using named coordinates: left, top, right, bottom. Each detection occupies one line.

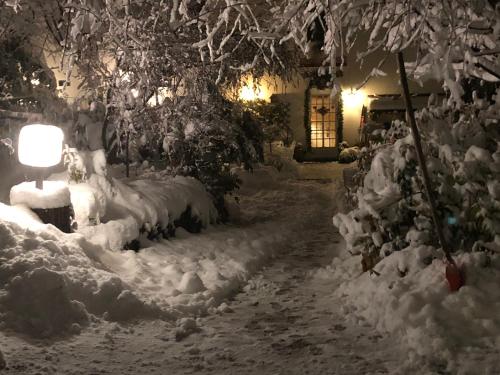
left=445, top=262, right=465, bottom=292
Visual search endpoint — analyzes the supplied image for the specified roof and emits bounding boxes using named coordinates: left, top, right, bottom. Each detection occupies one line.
left=368, top=94, right=445, bottom=111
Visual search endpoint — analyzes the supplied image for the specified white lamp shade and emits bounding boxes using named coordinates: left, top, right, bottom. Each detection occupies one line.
left=18, top=124, right=64, bottom=167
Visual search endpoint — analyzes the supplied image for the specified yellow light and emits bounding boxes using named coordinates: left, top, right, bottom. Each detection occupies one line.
left=18, top=124, right=64, bottom=167
left=238, top=79, right=269, bottom=102
left=342, top=90, right=365, bottom=108
left=239, top=85, right=258, bottom=101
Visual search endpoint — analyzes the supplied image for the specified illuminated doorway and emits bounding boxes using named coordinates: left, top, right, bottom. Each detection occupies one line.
left=310, top=94, right=336, bottom=148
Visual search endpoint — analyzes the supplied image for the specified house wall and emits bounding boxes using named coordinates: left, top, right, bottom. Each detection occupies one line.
left=43, top=52, right=84, bottom=103
left=247, top=40, right=444, bottom=149
left=338, top=43, right=443, bottom=145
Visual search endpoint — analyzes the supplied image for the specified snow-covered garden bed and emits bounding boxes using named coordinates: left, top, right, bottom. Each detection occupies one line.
left=0, top=163, right=289, bottom=338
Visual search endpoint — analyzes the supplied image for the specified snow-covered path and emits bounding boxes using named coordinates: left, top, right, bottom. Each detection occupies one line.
left=153, top=178, right=404, bottom=375
left=0, top=165, right=407, bottom=374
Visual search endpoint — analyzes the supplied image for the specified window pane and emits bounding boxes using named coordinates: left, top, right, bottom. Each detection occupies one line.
left=310, top=94, right=337, bottom=148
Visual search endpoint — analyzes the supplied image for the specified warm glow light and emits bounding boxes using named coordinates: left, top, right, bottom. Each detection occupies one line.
left=18, top=124, right=64, bottom=167
left=240, top=85, right=258, bottom=101
left=342, top=90, right=365, bottom=108
left=238, top=80, right=269, bottom=102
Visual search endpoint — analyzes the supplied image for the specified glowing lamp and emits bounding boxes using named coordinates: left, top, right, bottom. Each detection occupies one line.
left=342, top=89, right=365, bottom=108
left=238, top=81, right=268, bottom=102
left=18, top=124, right=64, bottom=189
left=240, top=85, right=257, bottom=101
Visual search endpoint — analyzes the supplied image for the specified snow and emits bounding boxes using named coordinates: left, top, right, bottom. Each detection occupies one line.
left=320, top=243, right=500, bottom=373
left=338, top=146, right=360, bottom=163
left=2, top=162, right=411, bottom=374
left=174, top=317, right=200, bottom=341
left=57, top=172, right=219, bottom=251
left=232, top=165, right=281, bottom=192
left=1, top=161, right=499, bottom=373
left=0, top=348, right=5, bottom=370
left=177, top=271, right=206, bottom=294
left=0, top=164, right=291, bottom=338
left=2, top=266, right=90, bottom=337
left=10, top=181, right=71, bottom=209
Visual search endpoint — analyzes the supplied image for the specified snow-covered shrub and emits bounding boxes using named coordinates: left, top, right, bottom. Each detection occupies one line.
left=240, top=99, right=291, bottom=149
left=163, top=98, right=263, bottom=220
left=338, top=147, right=359, bottom=163
left=334, top=93, right=500, bottom=268
left=262, top=141, right=298, bottom=178
left=63, top=146, right=87, bottom=184
left=63, top=147, right=107, bottom=184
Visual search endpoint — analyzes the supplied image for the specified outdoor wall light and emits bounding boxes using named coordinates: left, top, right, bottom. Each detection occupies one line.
left=18, top=124, right=64, bottom=189
left=342, top=89, right=365, bottom=108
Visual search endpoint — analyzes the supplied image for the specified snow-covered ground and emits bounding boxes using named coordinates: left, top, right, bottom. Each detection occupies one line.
left=0, top=164, right=399, bottom=374
left=0, top=165, right=293, bottom=338
left=0, top=162, right=498, bottom=374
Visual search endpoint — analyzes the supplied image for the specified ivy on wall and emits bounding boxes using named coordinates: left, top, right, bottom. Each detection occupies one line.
left=304, top=84, right=312, bottom=151
left=336, top=91, right=344, bottom=146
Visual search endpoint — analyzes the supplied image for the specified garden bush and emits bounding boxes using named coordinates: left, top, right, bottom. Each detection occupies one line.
left=333, top=92, right=500, bottom=269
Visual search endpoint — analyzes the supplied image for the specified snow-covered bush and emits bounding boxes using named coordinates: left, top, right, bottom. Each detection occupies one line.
left=338, top=142, right=360, bottom=164
left=162, top=97, right=264, bottom=220
left=240, top=99, right=291, bottom=149
left=338, top=147, right=360, bottom=163
left=334, top=93, right=500, bottom=269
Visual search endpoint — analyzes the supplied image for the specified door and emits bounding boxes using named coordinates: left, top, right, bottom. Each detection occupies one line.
left=310, top=94, right=336, bottom=148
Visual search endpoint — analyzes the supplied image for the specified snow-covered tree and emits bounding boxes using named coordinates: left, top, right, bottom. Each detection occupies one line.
left=0, top=2, right=65, bottom=115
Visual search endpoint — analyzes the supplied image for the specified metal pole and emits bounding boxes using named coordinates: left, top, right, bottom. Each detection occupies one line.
left=125, top=130, right=130, bottom=178
left=397, top=51, right=454, bottom=264
left=35, top=169, right=44, bottom=190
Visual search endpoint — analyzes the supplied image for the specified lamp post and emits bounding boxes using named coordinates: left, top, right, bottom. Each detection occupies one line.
left=18, top=124, right=64, bottom=189
left=13, top=124, right=72, bottom=233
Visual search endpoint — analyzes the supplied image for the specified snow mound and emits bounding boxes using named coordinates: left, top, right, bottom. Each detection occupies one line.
left=0, top=166, right=292, bottom=339
left=322, top=246, right=500, bottom=372
left=0, top=205, right=162, bottom=338
left=0, top=169, right=288, bottom=338
left=175, top=317, right=199, bottom=341
left=10, top=181, right=70, bottom=209
left=65, top=173, right=218, bottom=250
left=177, top=271, right=206, bottom=294
left=1, top=266, right=89, bottom=337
